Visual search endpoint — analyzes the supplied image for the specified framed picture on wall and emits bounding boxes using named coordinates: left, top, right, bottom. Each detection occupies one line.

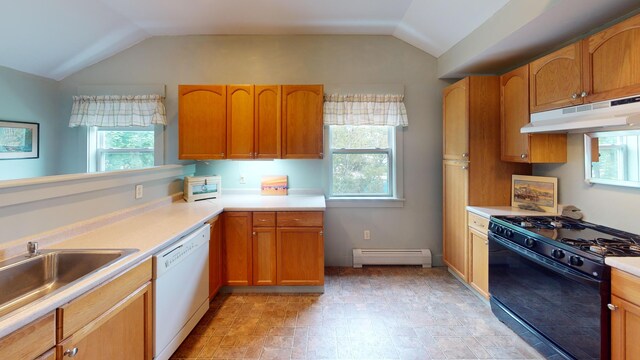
left=512, top=175, right=558, bottom=213
left=0, top=120, right=39, bottom=160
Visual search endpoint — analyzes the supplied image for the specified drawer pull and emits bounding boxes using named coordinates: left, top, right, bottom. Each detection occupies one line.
left=64, top=348, right=79, bottom=357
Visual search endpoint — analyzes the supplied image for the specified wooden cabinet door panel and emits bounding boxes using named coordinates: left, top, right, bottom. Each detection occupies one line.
left=252, top=227, right=277, bottom=286
left=529, top=43, right=583, bottom=113
left=227, top=85, right=255, bottom=159
left=179, top=85, right=227, bottom=159
left=584, top=14, right=640, bottom=103
left=611, top=294, right=640, bottom=360
left=443, top=78, right=469, bottom=160
left=443, top=160, right=469, bottom=281
left=469, top=228, right=489, bottom=299
left=282, top=85, right=324, bottom=159
left=277, top=228, right=324, bottom=286
left=209, top=216, right=222, bottom=298
left=255, top=85, right=281, bottom=159
left=501, top=65, right=530, bottom=162
left=56, top=283, right=152, bottom=360
left=0, top=312, right=55, bottom=360
left=222, top=212, right=252, bottom=286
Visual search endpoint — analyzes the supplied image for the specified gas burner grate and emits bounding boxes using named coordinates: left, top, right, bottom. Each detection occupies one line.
left=559, top=237, right=640, bottom=256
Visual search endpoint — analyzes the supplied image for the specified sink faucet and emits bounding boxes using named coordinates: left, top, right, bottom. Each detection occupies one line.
left=27, top=242, right=39, bottom=257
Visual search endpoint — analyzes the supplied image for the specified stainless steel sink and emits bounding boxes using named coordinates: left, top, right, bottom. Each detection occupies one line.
left=0, top=248, right=138, bottom=318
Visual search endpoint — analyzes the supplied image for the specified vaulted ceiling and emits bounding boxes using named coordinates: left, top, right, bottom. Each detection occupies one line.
left=1, top=0, right=638, bottom=80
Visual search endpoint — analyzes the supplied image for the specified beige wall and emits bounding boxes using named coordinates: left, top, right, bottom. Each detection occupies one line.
left=534, top=134, right=640, bottom=234
left=57, top=35, right=447, bottom=266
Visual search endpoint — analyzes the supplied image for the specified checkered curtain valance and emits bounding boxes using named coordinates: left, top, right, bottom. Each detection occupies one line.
left=69, top=95, right=167, bottom=127
left=323, top=94, right=408, bottom=127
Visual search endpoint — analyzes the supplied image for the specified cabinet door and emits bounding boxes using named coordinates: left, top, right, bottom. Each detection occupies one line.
left=501, top=65, right=567, bottom=163
left=611, top=294, right=640, bottom=360
left=282, top=85, right=324, bottom=159
left=469, top=228, right=489, bottom=299
left=443, top=78, right=469, bottom=160
left=443, top=160, right=469, bottom=281
left=57, top=283, right=153, bottom=360
left=0, top=312, right=55, bottom=360
left=529, top=43, right=583, bottom=113
left=222, top=212, right=252, bottom=286
left=255, top=85, right=281, bottom=159
left=178, top=85, right=227, bottom=159
left=227, top=85, right=255, bottom=159
left=252, top=227, right=277, bottom=286
left=209, top=216, right=222, bottom=298
left=276, top=228, right=324, bottom=286
left=583, top=13, right=640, bottom=103
left=501, top=65, right=531, bottom=162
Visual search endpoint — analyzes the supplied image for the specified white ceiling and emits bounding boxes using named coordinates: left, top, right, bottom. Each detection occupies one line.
left=0, top=0, right=638, bottom=81
left=0, top=0, right=508, bottom=80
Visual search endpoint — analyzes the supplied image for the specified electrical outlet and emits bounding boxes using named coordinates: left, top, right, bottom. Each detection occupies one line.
left=135, top=184, right=143, bottom=199
left=364, top=230, right=371, bottom=240
left=239, top=175, right=246, bottom=184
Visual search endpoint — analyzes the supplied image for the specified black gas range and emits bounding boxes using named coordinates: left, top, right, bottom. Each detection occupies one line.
left=488, top=215, right=640, bottom=360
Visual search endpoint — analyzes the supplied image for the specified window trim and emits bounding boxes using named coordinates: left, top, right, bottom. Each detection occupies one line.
left=325, top=125, right=404, bottom=207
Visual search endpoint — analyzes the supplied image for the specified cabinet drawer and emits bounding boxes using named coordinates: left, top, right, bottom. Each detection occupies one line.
left=57, top=258, right=152, bottom=341
left=468, top=212, right=489, bottom=234
left=277, top=211, right=323, bottom=227
left=612, top=268, right=640, bottom=302
left=0, top=312, right=55, bottom=360
left=253, top=212, right=276, bottom=227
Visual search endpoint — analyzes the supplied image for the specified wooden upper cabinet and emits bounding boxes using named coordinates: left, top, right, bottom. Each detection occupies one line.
left=179, top=85, right=227, bottom=159
left=443, top=78, right=469, bottom=160
left=282, top=85, right=324, bottom=159
left=255, top=85, right=282, bottom=159
left=501, top=65, right=567, bottom=163
left=227, top=85, right=255, bottom=159
left=529, top=42, right=583, bottom=113
left=583, top=13, right=640, bottom=103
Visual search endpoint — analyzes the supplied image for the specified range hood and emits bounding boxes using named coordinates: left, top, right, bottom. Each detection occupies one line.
left=522, top=95, right=640, bottom=134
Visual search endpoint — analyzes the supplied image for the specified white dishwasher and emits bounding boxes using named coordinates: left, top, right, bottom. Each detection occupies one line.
left=153, top=224, right=210, bottom=360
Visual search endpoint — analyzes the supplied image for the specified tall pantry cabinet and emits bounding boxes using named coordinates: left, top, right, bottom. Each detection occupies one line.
left=442, top=77, right=530, bottom=281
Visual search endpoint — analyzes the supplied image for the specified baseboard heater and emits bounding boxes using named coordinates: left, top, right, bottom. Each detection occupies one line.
left=353, top=248, right=432, bottom=268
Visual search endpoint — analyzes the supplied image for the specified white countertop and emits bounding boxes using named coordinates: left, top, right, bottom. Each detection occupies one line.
left=0, top=194, right=325, bottom=338
left=466, top=206, right=558, bottom=218
left=606, top=258, right=640, bottom=277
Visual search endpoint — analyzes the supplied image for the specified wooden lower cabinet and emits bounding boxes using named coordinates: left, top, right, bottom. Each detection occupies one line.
left=0, top=312, right=55, bottom=360
left=611, top=268, right=640, bottom=360
left=443, top=160, right=469, bottom=281
left=209, top=216, right=223, bottom=298
left=468, top=228, right=489, bottom=299
left=57, top=282, right=153, bottom=360
left=277, top=227, right=324, bottom=286
left=222, top=212, right=253, bottom=286
left=252, top=227, right=277, bottom=285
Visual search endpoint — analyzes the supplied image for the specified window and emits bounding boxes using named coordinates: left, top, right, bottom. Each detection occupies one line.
left=329, top=125, right=395, bottom=197
left=88, top=126, right=160, bottom=172
left=585, top=131, right=640, bottom=188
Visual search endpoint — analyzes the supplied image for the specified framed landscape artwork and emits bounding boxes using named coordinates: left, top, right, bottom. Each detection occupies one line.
left=511, top=175, right=558, bottom=213
left=0, top=120, right=39, bottom=160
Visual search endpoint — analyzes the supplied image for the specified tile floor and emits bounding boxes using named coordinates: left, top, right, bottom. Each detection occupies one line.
left=170, top=266, right=544, bottom=359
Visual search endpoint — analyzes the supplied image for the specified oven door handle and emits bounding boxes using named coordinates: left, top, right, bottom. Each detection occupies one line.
left=489, top=233, right=603, bottom=286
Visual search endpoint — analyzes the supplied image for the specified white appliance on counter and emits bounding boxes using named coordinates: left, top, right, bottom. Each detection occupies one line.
left=153, top=224, right=210, bottom=360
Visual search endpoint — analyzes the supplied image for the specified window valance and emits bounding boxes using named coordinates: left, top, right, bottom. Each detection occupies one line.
left=69, top=95, right=167, bottom=127
left=323, top=94, right=408, bottom=127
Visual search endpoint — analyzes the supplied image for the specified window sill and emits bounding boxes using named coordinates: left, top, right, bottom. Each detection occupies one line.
left=325, top=197, right=405, bottom=208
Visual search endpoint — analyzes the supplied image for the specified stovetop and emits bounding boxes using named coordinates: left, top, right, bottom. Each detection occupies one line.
left=492, top=215, right=640, bottom=258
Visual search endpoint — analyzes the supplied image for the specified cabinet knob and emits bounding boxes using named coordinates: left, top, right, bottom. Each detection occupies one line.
left=484, top=240, right=488, bottom=245
left=520, top=153, right=528, bottom=159
left=319, top=231, right=323, bottom=235
left=571, top=93, right=578, bottom=99
left=581, top=91, right=588, bottom=98
left=608, top=303, right=618, bottom=311
left=462, top=166, right=468, bottom=170
left=252, top=231, right=256, bottom=236
left=319, top=152, right=323, bottom=158
left=64, top=348, right=79, bottom=357
left=462, top=153, right=469, bottom=158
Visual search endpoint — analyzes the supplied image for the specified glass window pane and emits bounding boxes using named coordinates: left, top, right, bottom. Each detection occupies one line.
left=99, top=130, right=154, bottom=149
left=330, top=125, right=390, bottom=149
left=332, top=153, right=389, bottom=195
left=103, top=152, right=154, bottom=171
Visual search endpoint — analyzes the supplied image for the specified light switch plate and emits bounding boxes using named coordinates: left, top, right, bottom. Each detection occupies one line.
left=135, top=184, right=143, bottom=199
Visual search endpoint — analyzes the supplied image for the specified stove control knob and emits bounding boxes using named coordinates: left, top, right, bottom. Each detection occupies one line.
left=504, top=229, right=513, bottom=238
left=495, top=226, right=504, bottom=234
left=524, top=238, right=536, bottom=248
left=552, top=249, right=565, bottom=259
left=570, top=256, right=584, bottom=266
